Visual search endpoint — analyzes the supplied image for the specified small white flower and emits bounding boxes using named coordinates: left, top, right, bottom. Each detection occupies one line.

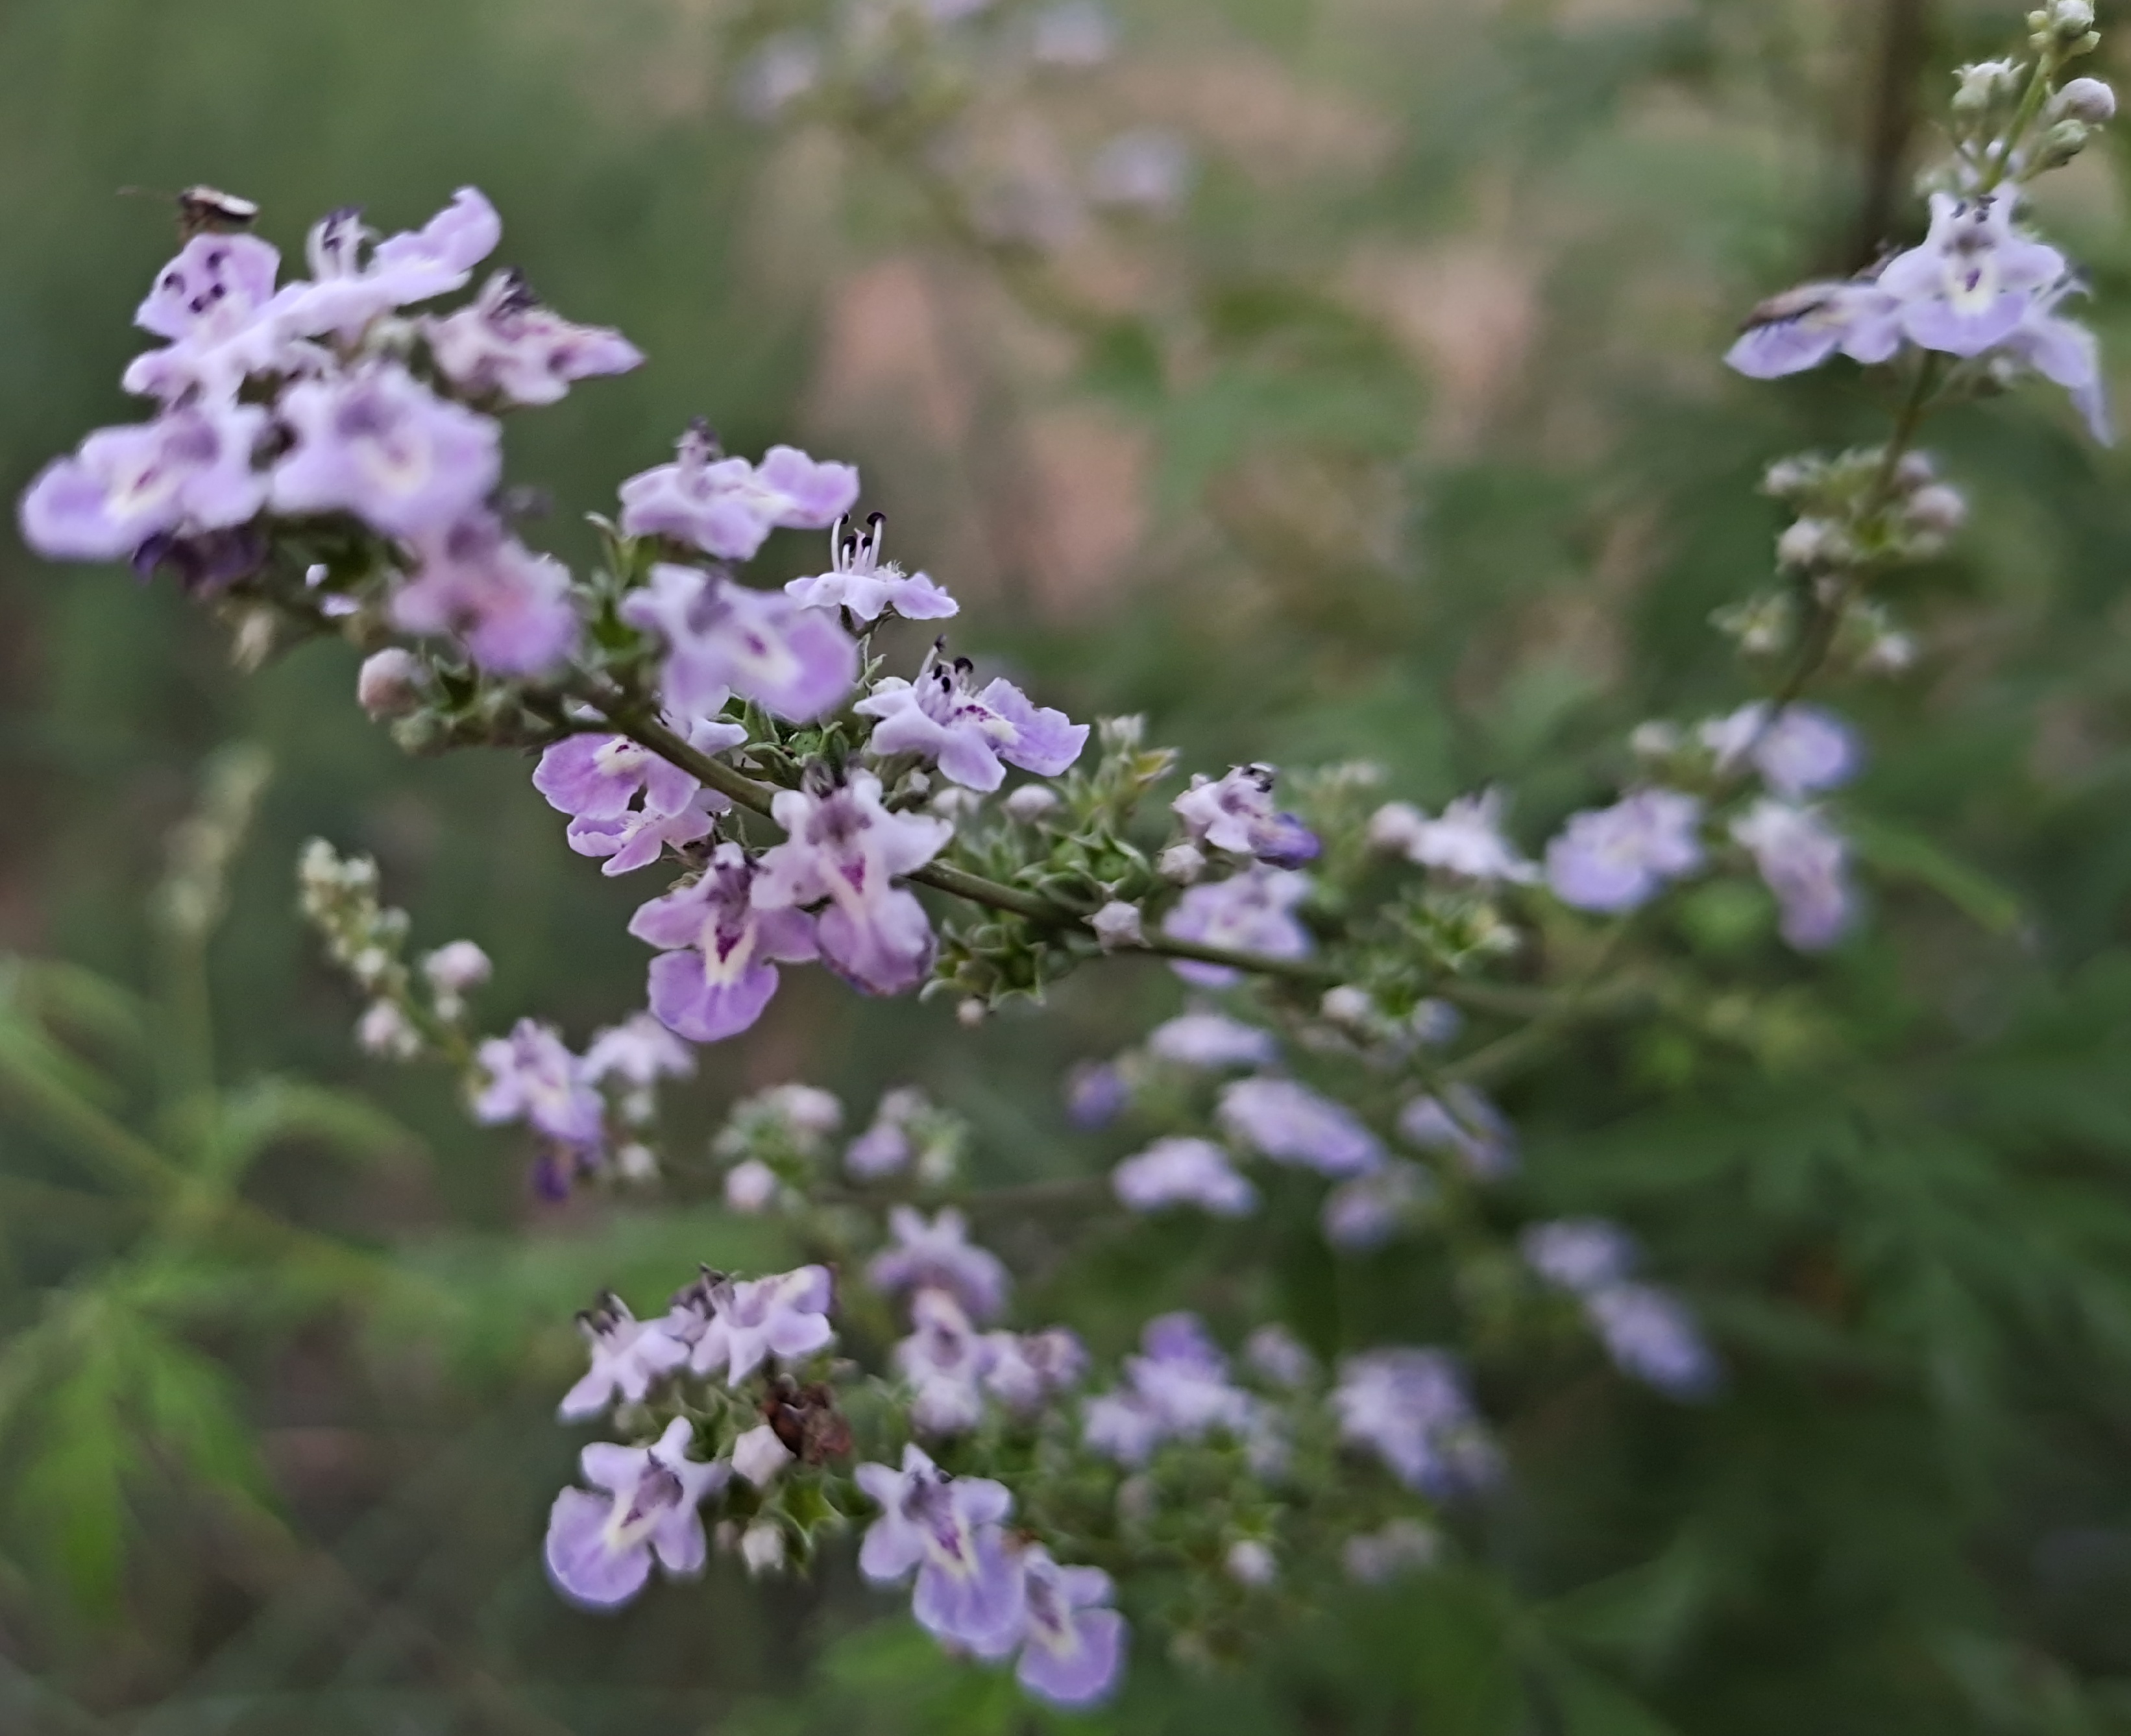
left=732, top=1423, right=796, bottom=1488
left=724, top=1159, right=780, bottom=1214
left=740, top=1520, right=786, bottom=1576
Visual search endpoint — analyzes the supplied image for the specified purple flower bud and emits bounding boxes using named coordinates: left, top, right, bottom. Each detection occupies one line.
left=858, top=644, right=1088, bottom=792
left=426, top=268, right=642, bottom=406
left=753, top=771, right=951, bottom=995
left=389, top=513, right=579, bottom=675
left=1162, top=867, right=1314, bottom=987
left=1544, top=788, right=1705, bottom=915
left=1520, top=1218, right=1637, bottom=1294
left=558, top=1292, right=690, bottom=1421
left=1731, top=799, right=1854, bottom=950
left=619, top=426, right=858, bottom=561
left=1090, top=900, right=1144, bottom=950
left=846, top=1085, right=927, bottom=1179
left=1217, top=1077, right=1382, bottom=1177
left=622, top=564, right=858, bottom=722
left=1322, top=1161, right=1434, bottom=1252
left=1332, top=1348, right=1498, bottom=1497
left=1146, top=1008, right=1278, bottom=1070
left=1173, top=764, right=1319, bottom=866
left=1396, top=1083, right=1516, bottom=1180
left=1016, top=1547, right=1126, bottom=1707
left=357, top=647, right=426, bottom=719
left=630, top=843, right=820, bottom=1043
left=473, top=1019, right=603, bottom=1146
left=271, top=364, right=501, bottom=540
left=785, top=514, right=958, bottom=623
left=868, top=1206, right=1010, bottom=1321
left=1585, top=1283, right=1720, bottom=1398
left=1113, top=1136, right=1258, bottom=1216
left=19, top=404, right=269, bottom=561
left=854, top=1445, right=1027, bottom=1659
left=544, top=1417, right=727, bottom=1609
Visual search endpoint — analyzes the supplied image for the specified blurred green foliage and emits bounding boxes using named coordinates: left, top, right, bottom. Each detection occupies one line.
left=8, top=0, right=2131, bottom=1730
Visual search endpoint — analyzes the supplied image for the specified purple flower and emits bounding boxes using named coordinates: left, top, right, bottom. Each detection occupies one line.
left=619, top=425, right=858, bottom=562
left=271, top=363, right=501, bottom=539
left=581, top=1012, right=698, bottom=1089
left=1322, top=1162, right=1434, bottom=1253
left=2003, top=282, right=2114, bottom=444
left=1396, top=1084, right=1517, bottom=1180
left=753, top=772, right=952, bottom=995
left=426, top=267, right=643, bottom=406
left=895, top=1287, right=990, bottom=1434
left=683, top=1265, right=836, bottom=1384
left=1065, top=1060, right=1129, bottom=1128
left=1162, top=867, right=1313, bottom=988
left=1585, top=1284, right=1720, bottom=1398
left=1245, top=1324, right=1318, bottom=1389
left=1366, top=789, right=1537, bottom=883
left=544, top=1417, right=727, bottom=1610
left=19, top=404, right=269, bottom=562
left=785, top=514, right=959, bottom=623
left=565, top=795, right=721, bottom=876
left=982, top=1327, right=1088, bottom=1414
left=535, top=732, right=702, bottom=823
left=557, top=1292, right=689, bottom=1421
left=1217, top=1077, right=1382, bottom=1177
left=857, top=644, right=1088, bottom=793
left=1146, top=1009, right=1278, bottom=1070
left=854, top=1446, right=1028, bottom=1659
left=274, top=189, right=503, bottom=343
left=473, top=1020, right=603, bottom=1146
left=1332, top=1348, right=1498, bottom=1497
left=1731, top=799, right=1854, bottom=950
left=1082, top=1313, right=1261, bottom=1466
left=1545, top=788, right=1705, bottom=914
left=1016, top=1547, right=1126, bottom=1708
left=1520, top=1218, right=1637, bottom=1294
left=1876, top=191, right=2067, bottom=358
left=621, top=564, right=858, bottom=723
left=389, top=514, right=579, bottom=675
left=1173, top=765, right=1320, bottom=867
left=1701, top=703, right=1860, bottom=798
left=125, top=232, right=295, bottom=402
left=1725, top=278, right=1902, bottom=378
left=1114, top=1136, right=1258, bottom=1216
left=868, top=1206, right=1010, bottom=1321
left=846, top=1085, right=934, bottom=1179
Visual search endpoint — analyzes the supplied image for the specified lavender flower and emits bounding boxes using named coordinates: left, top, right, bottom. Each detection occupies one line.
left=270, top=363, right=500, bottom=539
left=535, top=732, right=704, bottom=825
left=1396, top=1084, right=1517, bottom=1179
left=1367, top=789, right=1537, bottom=883
left=1520, top=1218, right=1637, bottom=1294
left=389, top=513, right=579, bottom=674
left=557, top=1293, right=688, bottom=1421
left=855, top=1446, right=1028, bottom=1659
left=1724, top=278, right=1902, bottom=378
left=618, top=425, right=858, bottom=562
left=2003, top=282, right=2114, bottom=442
left=621, top=564, right=858, bottom=722
left=1217, top=1077, right=1382, bottom=1177
left=785, top=514, right=959, bottom=623
left=895, top=1287, right=991, bottom=1434
left=1585, top=1284, right=1720, bottom=1398
left=1016, top=1547, right=1126, bottom=1707
left=1245, top=1325, right=1318, bottom=1389
left=425, top=268, right=643, bottom=406
left=857, top=644, right=1088, bottom=792
left=581, top=1012, right=696, bottom=1091
left=1082, top=1313, right=1261, bottom=1466
left=1332, top=1348, right=1498, bottom=1497
left=1875, top=191, right=2068, bottom=359
left=1545, top=788, right=1705, bottom=914
left=544, top=1417, right=727, bottom=1610
left=19, top=404, right=269, bottom=562
left=273, top=188, right=502, bottom=343
left=472, top=1019, right=603, bottom=1146
left=630, top=843, right=822, bottom=1035
left=683, top=1266, right=836, bottom=1384
left=868, top=1206, right=1010, bottom=1321
left=1065, top=1060, right=1129, bottom=1128
left=1113, top=1136, right=1258, bottom=1216
left=731, top=1423, right=796, bottom=1488
left=1146, top=1009, right=1278, bottom=1070
left=982, top=1327, right=1088, bottom=1414
left=1731, top=799, right=1855, bottom=950
left=1322, top=1161, right=1435, bottom=1253
left=1173, top=765, right=1320, bottom=867
left=1700, top=703, right=1860, bottom=798
left=1162, top=867, right=1314, bottom=987
left=753, top=772, right=952, bottom=995
left=566, top=795, right=721, bottom=876
left=125, top=231, right=292, bottom=403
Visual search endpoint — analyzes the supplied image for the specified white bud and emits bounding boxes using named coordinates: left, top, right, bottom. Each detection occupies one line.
left=420, top=939, right=492, bottom=995
left=1862, top=629, right=1918, bottom=674
left=1226, top=1539, right=1278, bottom=1587
left=768, top=1083, right=842, bottom=1137
left=1892, top=451, right=1938, bottom=490
left=1954, top=59, right=2020, bottom=112
left=1629, top=719, right=1683, bottom=759
left=1760, top=457, right=1814, bottom=497
left=732, top=1423, right=797, bottom=1488
left=1090, top=900, right=1144, bottom=950
left=740, top=1521, right=786, bottom=1576
left=1776, top=518, right=1837, bottom=569
left=1004, top=784, right=1062, bottom=823
left=616, top=1141, right=660, bottom=1182
left=957, top=998, right=988, bottom=1028
left=2057, top=76, right=2117, bottom=124
left=1319, top=985, right=1376, bottom=1030
left=1156, top=843, right=1206, bottom=883
left=1410, top=998, right=1463, bottom=1046
left=350, top=946, right=392, bottom=989
left=724, top=1159, right=780, bottom=1214
left=1906, top=483, right=1968, bottom=535
left=2052, top=0, right=2095, bottom=35
left=1365, top=801, right=1426, bottom=855
left=356, top=1000, right=420, bottom=1060
left=356, top=648, right=426, bottom=719
left=929, top=787, right=983, bottom=821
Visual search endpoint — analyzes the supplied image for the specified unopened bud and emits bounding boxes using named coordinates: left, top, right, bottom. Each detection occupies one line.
left=420, top=939, right=492, bottom=995
left=2057, top=76, right=2116, bottom=124
left=356, top=1000, right=420, bottom=1060
left=732, top=1423, right=796, bottom=1488
left=1760, top=457, right=1814, bottom=498
left=1226, top=1539, right=1278, bottom=1587
left=357, top=648, right=426, bottom=719
left=1090, top=900, right=1144, bottom=950
left=1954, top=58, right=2019, bottom=112
left=1005, top=784, right=1061, bottom=823
left=1777, top=518, right=1849, bottom=570
left=616, top=1141, right=660, bottom=1182
left=1629, top=719, right=1683, bottom=759
left=740, top=1521, right=786, bottom=1576
left=2050, top=0, right=2095, bottom=38
left=1892, top=450, right=1938, bottom=490
left=1157, top=843, right=1205, bottom=884
left=1319, top=985, right=1376, bottom=1030
left=724, top=1159, right=779, bottom=1214
left=957, top=998, right=988, bottom=1028
left=1906, top=483, right=1968, bottom=535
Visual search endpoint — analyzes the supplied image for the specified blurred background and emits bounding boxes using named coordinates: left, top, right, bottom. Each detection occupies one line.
left=7, top=0, right=2131, bottom=1729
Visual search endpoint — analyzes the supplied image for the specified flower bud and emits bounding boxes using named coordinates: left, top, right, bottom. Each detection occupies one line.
left=616, top=1141, right=660, bottom=1182
left=2057, top=76, right=2116, bottom=123
left=957, top=998, right=988, bottom=1028
left=1629, top=719, right=1683, bottom=759
left=1906, top=483, right=1968, bottom=535
left=1090, top=900, right=1145, bottom=950
left=740, top=1521, right=786, bottom=1576
left=1760, top=457, right=1814, bottom=498
left=421, top=939, right=492, bottom=994
left=1954, top=58, right=2019, bottom=112
left=357, top=1000, right=420, bottom=1060
left=732, top=1423, right=796, bottom=1488
left=1319, top=984, right=1376, bottom=1030
left=1157, top=843, right=1206, bottom=883
left=1776, top=518, right=1845, bottom=570
left=2050, top=0, right=2095, bottom=38
left=724, top=1159, right=779, bottom=1214
left=1226, top=1539, right=1278, bottom=1587
left=1892, top=450, right=1938, bottom=490
left=1004, top=784, right=1062, bottom=823
left=356, top=648, right=425, bottom=719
